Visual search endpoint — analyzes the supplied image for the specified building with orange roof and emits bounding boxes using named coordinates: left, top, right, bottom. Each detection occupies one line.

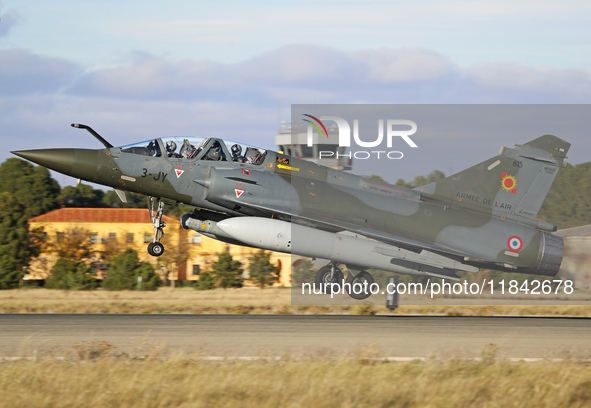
left=27, top=208, right=292, bottom=286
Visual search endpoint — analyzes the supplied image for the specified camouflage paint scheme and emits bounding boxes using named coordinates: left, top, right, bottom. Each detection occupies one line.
left=13, top=128, right=570, bottom=289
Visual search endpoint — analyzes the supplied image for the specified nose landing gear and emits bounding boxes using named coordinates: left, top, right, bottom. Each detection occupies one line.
left=147, top=196, right=169, bottom=257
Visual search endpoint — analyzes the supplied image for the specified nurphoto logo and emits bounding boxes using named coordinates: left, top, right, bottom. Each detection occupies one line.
left=302, top=114, right=418, bottom=160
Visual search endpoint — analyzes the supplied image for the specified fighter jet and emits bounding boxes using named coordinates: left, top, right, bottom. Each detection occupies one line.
left=12, top=124, right=570, bottom=300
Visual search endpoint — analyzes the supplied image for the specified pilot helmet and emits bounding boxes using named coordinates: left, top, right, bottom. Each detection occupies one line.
left=231, top=144, right=242, bottom=156
left=166, top=140, right=177, bottom=154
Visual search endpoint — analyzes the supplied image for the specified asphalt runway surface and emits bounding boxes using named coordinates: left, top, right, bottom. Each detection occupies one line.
left=1, top=314, right=589, bottom=359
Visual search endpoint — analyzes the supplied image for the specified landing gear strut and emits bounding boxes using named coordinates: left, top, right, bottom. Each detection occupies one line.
left=147, top=196, right=166, bottom=257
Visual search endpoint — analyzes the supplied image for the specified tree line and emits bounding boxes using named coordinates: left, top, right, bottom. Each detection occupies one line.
left=43, top=244, right=279, bottom=291
left=194, top=246, right=280, bottom=290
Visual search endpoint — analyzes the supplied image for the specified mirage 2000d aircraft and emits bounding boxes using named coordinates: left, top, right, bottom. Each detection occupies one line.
left=13, top=124, right=570, bottom=300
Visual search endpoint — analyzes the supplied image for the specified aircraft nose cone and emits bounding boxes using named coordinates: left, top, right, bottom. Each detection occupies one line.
left=12, top=149, right=75, bottom=175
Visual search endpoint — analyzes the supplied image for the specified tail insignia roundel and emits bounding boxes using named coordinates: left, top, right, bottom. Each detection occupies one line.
left=507, top=236, right=523, bottom=252
left=501, top=172, right=517, bottom=194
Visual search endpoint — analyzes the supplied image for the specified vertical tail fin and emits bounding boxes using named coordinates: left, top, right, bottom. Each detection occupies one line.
left=419, top=135, right=571, bottom=220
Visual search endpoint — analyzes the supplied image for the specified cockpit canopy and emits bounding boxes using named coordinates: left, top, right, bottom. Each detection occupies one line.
left=120, top=137, right=268, bottom=165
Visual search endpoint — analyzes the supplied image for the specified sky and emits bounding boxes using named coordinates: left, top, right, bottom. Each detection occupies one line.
left=1, top=0, right=590, bottom=185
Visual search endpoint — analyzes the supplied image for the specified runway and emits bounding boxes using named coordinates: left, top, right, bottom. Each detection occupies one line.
left=1, top=314, right=589, bottom=359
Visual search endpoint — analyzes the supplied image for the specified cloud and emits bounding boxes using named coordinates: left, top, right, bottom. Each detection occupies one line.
left=350, top=48, right=457, bottom=83
left=1, top=44, right=589, bottom=119
left=4, top=44, right=588, bottom=168
left=69, top=45, right=459, bottom=103
left=0, top=49, right=82, bottom=96
left=71, top=52, right=227, bottom=101
left=465, top=62, right=591, bottom=102
left=70, top=45, right=360, bottom=102
left=66, top=44, right=591, bottom=105
left=0, top=4, right=19, bottom=37
left=111, top=19, right=256, bottom=43
left=236, top=45, right=360, bottom=84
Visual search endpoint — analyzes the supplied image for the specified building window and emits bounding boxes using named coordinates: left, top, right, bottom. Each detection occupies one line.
left=126, top=233, right=134, bottom=244
left=56, top=232, right=64, bottom=243
left=193, top=234, right=202, bottom=244
left=109, top=232, right=117, bottom=241
left=144, top=233, right=152, bottom=243
left=192, top=265, right=200, bottom=276
left=90, top=233, right=98, bottom=244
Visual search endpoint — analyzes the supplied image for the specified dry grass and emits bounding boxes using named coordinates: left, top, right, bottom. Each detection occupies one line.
left=0, top=288, right=590, bottom=316
left=0, top=287, right=290, bottom=314
left=1, top=343, right=590, bottom=408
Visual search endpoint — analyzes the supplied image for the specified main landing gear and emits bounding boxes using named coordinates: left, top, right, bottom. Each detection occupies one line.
left=314, top=262, right=375, bottom=300
left=147, top=196, right=166, bottom=257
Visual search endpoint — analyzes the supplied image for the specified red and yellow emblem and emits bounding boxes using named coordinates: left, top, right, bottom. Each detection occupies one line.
left=501, top=172, right=517, bottom=194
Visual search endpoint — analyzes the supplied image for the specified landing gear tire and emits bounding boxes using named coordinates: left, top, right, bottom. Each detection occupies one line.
left=147, top=242, right=164, bottom=257
left=315, top=265, right=344, bottom=295
left=345, top=270, right=375, bottom=300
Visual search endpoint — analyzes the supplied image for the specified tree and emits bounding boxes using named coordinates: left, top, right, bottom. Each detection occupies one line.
left=248, top=249, right=280, bottom=289
left=158, top=228, right=191, bottom=287
left=369, top=174, right=387, bottom=182
left=211, top=246, right=243, bottom=289
left=0, top=193, right=28, bottom=288
left=0, top=159, right=60, bottom=288
left=395, top=170, right=446, bottom=188
left=60, top=184, right=105, bottom=207
left=44, top=228, right=99, bottom=290
left=194, top=270, right=216, bottom=290
left=0, top=158, right=61, bottom=220
left=49, top=228, right=93, bottom=263
left=100, top=232, right=124, bottom=265
left=45, top=258, right=99, bottom=290
left=103, top=190, right=146, bottom=208
left=167, top=203, right=196, bottom=219
left=291, top=258, right=316, bottom=286
left=102, top=248, right=161, bottom=291
left=538, top=162, right=591, bottom=228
